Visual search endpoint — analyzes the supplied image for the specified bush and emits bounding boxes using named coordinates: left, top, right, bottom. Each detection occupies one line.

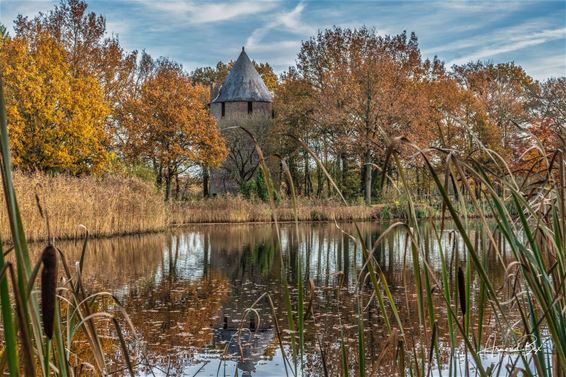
left=110, top=160, right=157, bottom=184
left=255, top=170, right=268, bottom=201
left=240, top=180, right=257, bottom=199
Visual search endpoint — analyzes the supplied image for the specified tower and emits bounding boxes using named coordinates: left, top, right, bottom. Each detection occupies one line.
left=210, top=47, right=273, bottom=120
left=207, top=47, right=275, bottom=196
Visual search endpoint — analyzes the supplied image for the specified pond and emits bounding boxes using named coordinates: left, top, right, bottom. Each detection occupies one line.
left=38, top=221, right=535, bottom=376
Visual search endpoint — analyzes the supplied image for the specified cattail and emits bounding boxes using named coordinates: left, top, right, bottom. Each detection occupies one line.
left=457, top=266, right=466, bottom=316
left=41, top=245, right=57, bottom=339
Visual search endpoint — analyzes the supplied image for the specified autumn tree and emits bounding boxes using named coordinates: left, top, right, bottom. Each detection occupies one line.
left=296, top=28, right=436, bottom=204
left=120, top=58, right=227, bottom=200
left=0, top=33, right=112, bottom=174
left=216, top=117, right=275, bottom=192
left=535, top=77, right=566, bottom=147
left=14, top=0, right=137, bottom=98
left=14, top=0, right=138, bottom=149
left=273, top=68, right=318, bottom=195
left=452, top=62, right=536, bottom=156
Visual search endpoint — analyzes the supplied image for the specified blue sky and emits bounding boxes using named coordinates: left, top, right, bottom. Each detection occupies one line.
left=1, top=0, right=565, bottom=80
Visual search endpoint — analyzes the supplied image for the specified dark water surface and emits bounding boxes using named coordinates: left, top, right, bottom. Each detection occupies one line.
left=36, top=222, right=521, bottom=376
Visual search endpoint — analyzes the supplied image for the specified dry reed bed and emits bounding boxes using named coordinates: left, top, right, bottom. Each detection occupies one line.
left=169, top=195, right=372, bottom=224
left=0, top=171, right=167, bottom=241
left=2, top=172, right=372, bottom=241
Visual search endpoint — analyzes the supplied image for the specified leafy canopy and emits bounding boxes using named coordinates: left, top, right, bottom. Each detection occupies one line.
left=0, top=33, right=112, bottom=174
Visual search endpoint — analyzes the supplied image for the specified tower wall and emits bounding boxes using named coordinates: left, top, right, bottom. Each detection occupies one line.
left=211, top=101, right=272, bottom=121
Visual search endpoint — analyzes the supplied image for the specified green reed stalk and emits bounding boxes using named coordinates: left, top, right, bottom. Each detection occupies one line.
left=0, top=74, right=28, bottom=376
left=54, top=300, right=69, bottom=377
left=297, top=238, right=305, bottom=367
left=282, top=161, right=304, bottom=367
left=0, top=244, right=18, bottom=376
left=432, top=225, right=457, bottom=375
left=292, top=136, right=405, bottom=335
left=356, top=297, right=365, bottom=377
left=281, top=160, right=303, bottom=364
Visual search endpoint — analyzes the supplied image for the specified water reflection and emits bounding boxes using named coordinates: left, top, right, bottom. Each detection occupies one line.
left=36, top=222, right=513, bottom=376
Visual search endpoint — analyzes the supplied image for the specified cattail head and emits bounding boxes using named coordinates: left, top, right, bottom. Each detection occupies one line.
left=41, top=245, right=57, bottom=339
left=457, top=266, right=466, bottom=316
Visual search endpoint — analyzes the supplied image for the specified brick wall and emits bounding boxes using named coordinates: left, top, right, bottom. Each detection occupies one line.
left=210, top=101, right=272, bottom=121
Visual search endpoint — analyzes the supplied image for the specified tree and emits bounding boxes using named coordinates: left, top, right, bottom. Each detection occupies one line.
left=297, top=28, right=435, bottom=204
left=14, top=0, right=138, bottom=151
left=218, top=117, right=275, bottom=191
left=0, top=33, right=112, bottom=174
left=426, top=66, right=502, bottom=158
left=14, top=0, right=137, bottom=98
left=452, top=62, right=535, bottom=154
left=120, top=59, right=227, bottom=200
left=536, top=77, right=566, bottom=146
left=273, top=68, right=318, bottom=195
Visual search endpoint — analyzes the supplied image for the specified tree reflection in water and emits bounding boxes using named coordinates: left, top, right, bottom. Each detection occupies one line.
left=29, top=222, right=509, bottom=376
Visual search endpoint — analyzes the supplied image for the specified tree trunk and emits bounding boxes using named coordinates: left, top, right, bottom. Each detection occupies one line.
left=155, top=162, right=163, bottom=191
left=203, top=165, right=210, bottom=198
left=341, top=154, right=349, bottom=193
left=316, top=165, right=323, bottom=197
left=289, top=155, right=300, bottom=195
left=165, top=166, right=172, bottom=202
left=364, top=150, right=372, bottom=205
left=174, top=173, right=180, bottom=200
left=304, top=151, right=311, bottom=197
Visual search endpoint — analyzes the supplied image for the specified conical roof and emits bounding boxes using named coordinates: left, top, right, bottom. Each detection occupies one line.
left=212, top=47, right=273, bottom=103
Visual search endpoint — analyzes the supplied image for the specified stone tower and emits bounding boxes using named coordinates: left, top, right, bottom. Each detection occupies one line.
left=210, top=47, right=273, bottom=120
left=207, top=48, right=274, bottom=195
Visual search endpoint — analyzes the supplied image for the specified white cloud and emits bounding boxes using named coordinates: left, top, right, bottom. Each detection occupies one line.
left=246, top=2, right=313, bottom=50
left=526, top=54, right=566, bottom=79
left=425, top=19, right=558, bottom=55
left=448, top=27, right=566, bottom=65
left=106, top=19, right=131, bottom=37
left=136, top=0, right=279, bottom=24
left=436, top=1, right=523, bottom=13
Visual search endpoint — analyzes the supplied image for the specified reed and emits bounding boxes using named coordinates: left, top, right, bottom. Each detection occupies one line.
left=240, top=122, right=565, bottom=376
left=0, top=171, right=167, bottom=242
left=40, top=245, right=57, bottom=339
left=169, top=196, right=372, bottom=224
left=3, top=172, right=372, bottom=242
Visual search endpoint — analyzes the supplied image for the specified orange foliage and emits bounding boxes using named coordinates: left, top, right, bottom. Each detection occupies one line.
left=0, top=33, right=112, bottom=174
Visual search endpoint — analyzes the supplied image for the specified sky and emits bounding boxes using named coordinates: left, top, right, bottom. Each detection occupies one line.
left=1, top=0, right=565, bottom=80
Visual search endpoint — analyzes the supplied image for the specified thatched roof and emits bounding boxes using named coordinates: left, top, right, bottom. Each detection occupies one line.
left=212, top=47, right=273, bottom=103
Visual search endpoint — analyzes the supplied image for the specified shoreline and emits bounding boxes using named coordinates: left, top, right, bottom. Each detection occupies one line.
left=18, top=212, right=497, bottom=244
left=3, top=170, right=493, bottom=243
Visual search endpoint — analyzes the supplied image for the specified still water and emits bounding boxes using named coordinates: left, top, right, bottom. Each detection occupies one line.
left=45, top=222, right=518, bottom=376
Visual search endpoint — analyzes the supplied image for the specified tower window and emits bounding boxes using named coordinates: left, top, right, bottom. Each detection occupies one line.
left=221, top=102, right=225, bottom=117
left=248, top=101, right=253, bottom=114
